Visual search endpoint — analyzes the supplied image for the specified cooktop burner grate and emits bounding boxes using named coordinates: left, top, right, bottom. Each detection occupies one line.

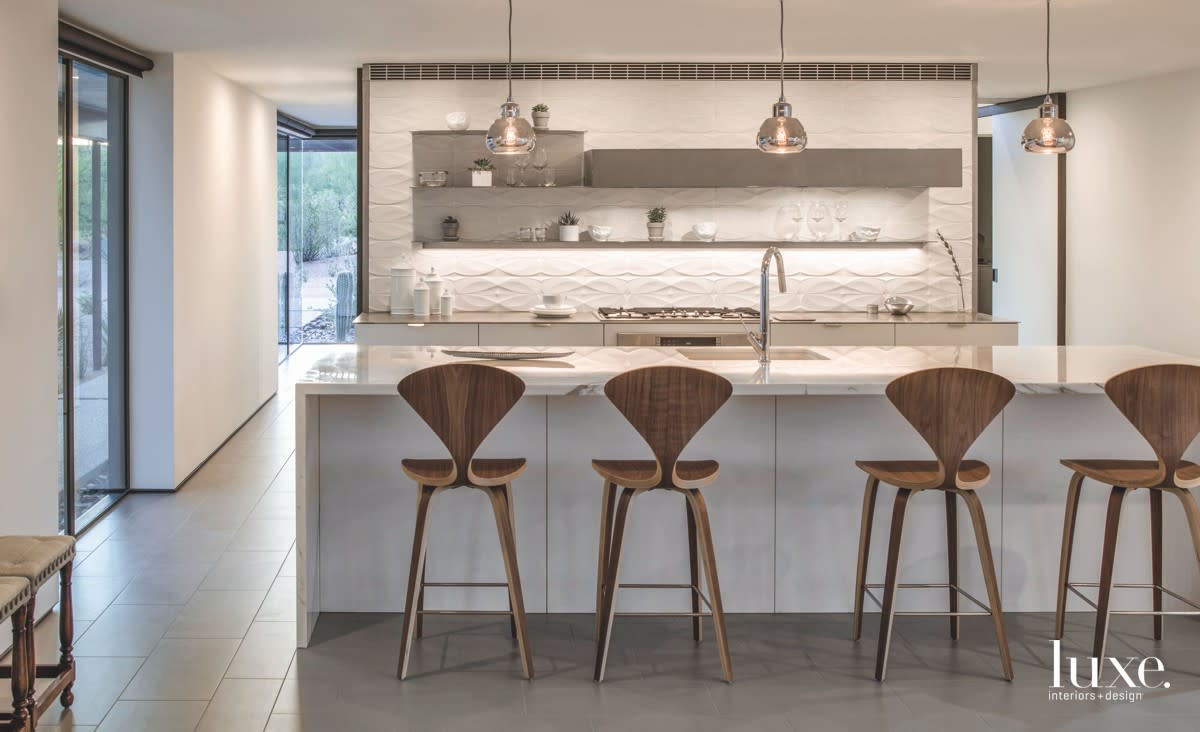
left=598, top=307, right=760, bottom=320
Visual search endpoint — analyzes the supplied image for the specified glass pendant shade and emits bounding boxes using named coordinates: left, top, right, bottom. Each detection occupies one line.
left=485, top=101, right=535, bottom=155
left=757, top=100, right=807, bottom=154
left=1021, top=98, right=1075, bottom=154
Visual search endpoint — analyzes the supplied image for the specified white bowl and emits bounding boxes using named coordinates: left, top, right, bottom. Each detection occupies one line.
left=444, top=112, right=469, bottom=131
left=692, top=221, right=718, bottom=240
left=589, top=225, right=613, bottom=241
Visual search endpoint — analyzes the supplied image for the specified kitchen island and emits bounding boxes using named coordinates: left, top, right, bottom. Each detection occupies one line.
left=294, top=344, right=1200, bottom=646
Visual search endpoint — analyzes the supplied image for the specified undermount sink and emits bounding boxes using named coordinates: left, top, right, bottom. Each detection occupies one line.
left=677, top=347, right=829, bottom=361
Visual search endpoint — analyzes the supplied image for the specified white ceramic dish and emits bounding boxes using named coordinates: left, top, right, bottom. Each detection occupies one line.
left=443, top=348, right=573, bottom=361
left=589, top=225, right=613, bottom=241
left=530, top=305, right=578, bottom=319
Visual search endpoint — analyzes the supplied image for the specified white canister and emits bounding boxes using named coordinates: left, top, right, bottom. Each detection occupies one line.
left=425, top=267, right=445, bottom=314
left=390, top=264, right=416, bottom=315
left=412, top=278, right=431, bottom=317
left=440, top=288, right=455, bottom=316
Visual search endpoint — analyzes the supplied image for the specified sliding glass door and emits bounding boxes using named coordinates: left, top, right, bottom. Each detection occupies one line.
left=58, top=57, right=128, bottom=533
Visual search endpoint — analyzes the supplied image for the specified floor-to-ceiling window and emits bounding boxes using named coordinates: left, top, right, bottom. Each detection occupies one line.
left=58, top=56, right=128, bottom=533
left=277, top=129, right=358, bottom=357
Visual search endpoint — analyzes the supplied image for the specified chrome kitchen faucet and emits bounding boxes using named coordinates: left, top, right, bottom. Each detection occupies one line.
left=746, top=246, right=787, bottom=363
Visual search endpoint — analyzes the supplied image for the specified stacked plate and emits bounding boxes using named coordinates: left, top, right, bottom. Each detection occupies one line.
left=530, top=304, right=577, bottom=319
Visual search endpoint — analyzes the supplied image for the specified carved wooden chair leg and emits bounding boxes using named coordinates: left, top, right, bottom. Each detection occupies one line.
left=59, top=562, right=75, bottom=707
left=852, top=476, right=879, bottom=642
left=488, top=485, right=533, bottom=679
left=9, top=602, right=32, bottom=732
left=959, top=490, right=1013, bottom=681
left=875, top=487, right=912, bottom=682
left=1093, top=485, right=1128, bottom=662
left=595, top=480, right=616, bottom=642
left=946, top=491, right=960, bottom=641
left=397, top=485, right=437, bottom=680
left=1055, top=472, right=1084, bottom=640
left=687, top=489, right=733, bottom=683
left=1150, top=488, right=1164, bottom=641
left=686, top=495, right=703, bottom=643
left=595, top=487, right=636, bottom=682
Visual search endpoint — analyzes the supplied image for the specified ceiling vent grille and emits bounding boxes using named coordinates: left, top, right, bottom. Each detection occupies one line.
left=366, top=62, right=974, bottom=83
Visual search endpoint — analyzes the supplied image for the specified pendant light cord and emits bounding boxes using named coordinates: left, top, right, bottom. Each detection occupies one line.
left=507, top=0, right=514, bottom=102
left=777, top=0, right=787, bottom=99
left=1044, top=0, right=1051, bottom=96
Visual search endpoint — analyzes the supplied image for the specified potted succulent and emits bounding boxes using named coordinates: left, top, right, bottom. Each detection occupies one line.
left=531, top=103, right=550, bottom=130
left=441, top=215, right=460, bottom=241
left=558, top=211, right=580, bottom=242
left=469, top=158, right=495, bottom=187
left=646, top=206, right=667, bottom=241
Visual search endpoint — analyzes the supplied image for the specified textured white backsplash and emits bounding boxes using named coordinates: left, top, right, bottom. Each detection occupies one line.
left=367, top=78, right=975, bottom=312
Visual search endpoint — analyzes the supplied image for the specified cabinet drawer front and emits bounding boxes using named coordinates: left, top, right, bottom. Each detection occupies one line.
left=479, top=323, right=604, bottom=347
left=894, top=323, right=1018, bottom=346
left=772, top=323, right=894, bottom=346
left=355, top=323, right=478, bottom=346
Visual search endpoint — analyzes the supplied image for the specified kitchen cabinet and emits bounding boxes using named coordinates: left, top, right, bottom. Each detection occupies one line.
left=355, top=322, right=478, bottom=346
left=478, top=323, right=604, bottom=347
left=772, top=323, right=894, bottom=347
left=893, top=322, right=1018, bottom=346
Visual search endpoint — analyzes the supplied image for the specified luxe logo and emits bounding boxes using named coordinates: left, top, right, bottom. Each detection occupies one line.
left=1048, top=640, right=1169, bottom=704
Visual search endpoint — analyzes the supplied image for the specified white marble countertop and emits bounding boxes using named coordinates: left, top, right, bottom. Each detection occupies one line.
left=353, top=311, right=1016, bottom=326
left=296, top=344, right=1196, bottom=397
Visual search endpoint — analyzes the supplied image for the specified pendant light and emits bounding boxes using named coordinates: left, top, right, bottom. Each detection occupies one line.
left=756, top=0, right=807, bottom=154
left=485, top=0, right=536, bottom=155
left=1021, top=0, right=1075, bottom=154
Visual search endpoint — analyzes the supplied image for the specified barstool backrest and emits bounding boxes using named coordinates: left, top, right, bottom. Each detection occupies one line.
left=603, top=366, right=733, bottom=485
left=1105, top=364, right=1200, bottom=485
left=885, top=367, right=1015, bottom=486
left=398, top=363, right=526, bottom=482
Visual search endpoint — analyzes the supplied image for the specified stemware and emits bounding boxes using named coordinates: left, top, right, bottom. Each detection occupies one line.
left=512, top=153, right=531, bottom=186
left=833, top=201, right=849, bottom=240
left=778, top=205, right=804, bottom=241
left=531, top=146, right=550, bottom=186
left=808, top=201, right=833, bottom=241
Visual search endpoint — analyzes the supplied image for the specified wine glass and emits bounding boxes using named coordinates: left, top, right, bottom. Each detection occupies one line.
left=531, top=147, right=549, bottom=186
left=778, top=205, right=803, bottom=241
left=513, top=153, right=531, bottom=186
left=808, top=201, right=833, bottom=241
left=833, top=201, right=849, bottom=240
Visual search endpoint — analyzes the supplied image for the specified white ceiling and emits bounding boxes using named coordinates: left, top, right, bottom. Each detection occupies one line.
left=61, top=0, right=1200, bottom=126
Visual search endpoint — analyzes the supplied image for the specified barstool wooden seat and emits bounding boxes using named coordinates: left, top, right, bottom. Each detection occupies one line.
left=395, top=363, right=533, bottom=680
left=0, top=535, right=76, bottom=724
left=0, top=577, right=32, bottom=732
left=850, top=367, right=1015, bottom=681
left=1055, top=364, right=1200, bottom=660
left=592, top=366, right=734, bottom=683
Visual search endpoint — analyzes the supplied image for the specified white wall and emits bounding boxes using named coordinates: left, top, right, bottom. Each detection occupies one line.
left=368, top=78, right=976, bottom=313
left=990, top=109, right=1059, bottom=345
left=129, top=54, right=279, bottom=488
left=1067, top=67, right=1200, bottom=356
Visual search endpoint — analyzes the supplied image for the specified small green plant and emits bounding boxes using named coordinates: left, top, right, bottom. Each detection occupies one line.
left=442, top=215, right=458, bottom=224
left=469, top=158, right=495, bottom=172
left=558, top=211, right=579, bottom=226
left=532, top=103, right=550, bottom=113
left=646, top=206, right=667, bottom=223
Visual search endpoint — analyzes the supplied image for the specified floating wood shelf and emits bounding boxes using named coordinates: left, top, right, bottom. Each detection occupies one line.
left=416, top=239, right=928, bottom=250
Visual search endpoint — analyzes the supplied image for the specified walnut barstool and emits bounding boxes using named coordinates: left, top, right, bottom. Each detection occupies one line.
left=850, top=367, right=1015, bottom=681
left=1055, top=364, right=1200, bottom=661
left=592, top=366, right=734, bottom=683
left=0, top=577, right=32, bottom=732
left=395, top=363, right=533, bottom=680
left=0, top=535, right=76, bottom=725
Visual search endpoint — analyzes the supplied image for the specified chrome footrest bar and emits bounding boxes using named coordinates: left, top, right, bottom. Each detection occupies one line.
left=1066, top=581, right=1200, bottom=614
left=863, top=582, right=993, bottom=615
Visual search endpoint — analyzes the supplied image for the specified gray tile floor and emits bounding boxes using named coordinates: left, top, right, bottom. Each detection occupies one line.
left=6, top=347, right=1200, bottom=731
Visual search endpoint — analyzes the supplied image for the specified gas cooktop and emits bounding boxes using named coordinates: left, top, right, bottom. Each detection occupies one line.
left=598, top=307, right=760, bottom=321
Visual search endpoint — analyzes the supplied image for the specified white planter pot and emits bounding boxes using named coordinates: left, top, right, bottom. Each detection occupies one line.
left=533, top=112, right=550, bottom=130
left=647, top=222, right=666, bottom=242
left=558, top=225, right=580, bottom=242
left=471, top=170, right=493, bottom=187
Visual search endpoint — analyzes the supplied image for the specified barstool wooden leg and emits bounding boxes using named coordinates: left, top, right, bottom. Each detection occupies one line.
left=686, top=490, right=733, bottom=683
left=852, top=476, right=879, bottom=642
left=946, top=491, right=960, bottom=641
left=415, top=485, right=427, bottom=640
left=875, top=488, right=911, bottom=682
left=397, top=485, right=437, bottom=680
left=595, top=487, right=636, bottom=682
left=9, top=602, right=30, bottom=732
left=1093, top=485, right=1128, bottom=661
left=960, top=490, right=1013, bottom=681
left=594, top=480, right=616, bottom=642
left=488, top=485, right=533, bottom=679
left=505, top=483, right=518, bottom=640
left=1164, top=487, right=1200, bottom=582
left=59, top=562, right=75, bottom=707
left=1055, top=472, right=1084, bottom=640
left=686, top=496, right=703, bottom=643
left=1150, top=488, right=1164, bottom=641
